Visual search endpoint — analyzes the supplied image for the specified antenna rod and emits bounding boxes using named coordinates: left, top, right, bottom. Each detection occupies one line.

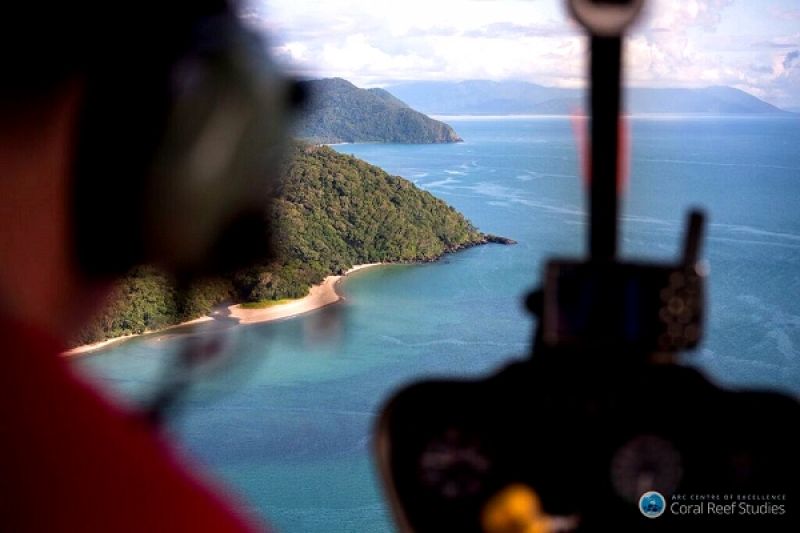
left=682, top=209, right=705, bottom=266
left=589, top=35, right=622, bottom=260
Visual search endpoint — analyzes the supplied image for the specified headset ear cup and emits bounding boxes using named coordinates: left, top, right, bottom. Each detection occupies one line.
left=72, top=11, right=290, bottom=281
left=72, top=73, right=171, bottom=279
left=204, top=208, right=275, bottom=275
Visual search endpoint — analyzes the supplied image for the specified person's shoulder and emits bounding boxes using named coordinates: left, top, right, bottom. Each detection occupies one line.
left=0, top=316, right=264, bottom=532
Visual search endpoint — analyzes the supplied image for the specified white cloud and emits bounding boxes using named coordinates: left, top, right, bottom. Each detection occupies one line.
left=645, top=0, right=733, bottom=31
left=245, top=0, right=800, bottom=108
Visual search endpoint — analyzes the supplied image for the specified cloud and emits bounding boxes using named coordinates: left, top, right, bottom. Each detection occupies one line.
left=783, top=50, right=800, bottom=71
left=644, top=0, right=733, bottom=32
left=753, top=36, right=800, bottom=49
left=462, top=21, right=573, bottom=39
left=768, top=6, right=800, bottom=21
left=245, top=0, right=800, bottom=108
left=749, top=64, right=773, bottom=75
left=248, top=0, right=586, bottom=86
left=623, top=2, right=737, bottom=89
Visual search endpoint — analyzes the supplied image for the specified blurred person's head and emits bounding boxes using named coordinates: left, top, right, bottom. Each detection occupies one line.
left=0, top=1, right=294, bottom=338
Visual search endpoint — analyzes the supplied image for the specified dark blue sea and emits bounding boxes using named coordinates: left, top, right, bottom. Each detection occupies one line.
left=74, top=116, right=800, bottom=532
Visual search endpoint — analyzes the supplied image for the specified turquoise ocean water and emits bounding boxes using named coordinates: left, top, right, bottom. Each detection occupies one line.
left=75, top=116, right=800, bottom=532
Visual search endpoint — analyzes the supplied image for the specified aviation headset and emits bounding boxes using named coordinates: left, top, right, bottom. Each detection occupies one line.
left=68, top=1, right=297, bottom=279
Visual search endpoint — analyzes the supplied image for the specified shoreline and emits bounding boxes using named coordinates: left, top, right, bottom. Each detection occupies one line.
left=61, top=263, right=382, bottom=357
left=62, top=315, right=215, bottom=357
left=227, top=263, right=381, bottom=325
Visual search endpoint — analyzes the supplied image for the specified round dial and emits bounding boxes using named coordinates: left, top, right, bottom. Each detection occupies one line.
left=610, top=433, right=683, bottom=503
left=417, top=427, right=492, bottom=500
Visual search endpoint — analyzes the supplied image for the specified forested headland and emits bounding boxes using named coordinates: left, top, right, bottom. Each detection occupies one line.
left=294, top=78, right=463, bottom=144
left=74, top=143, right=509, bottom=346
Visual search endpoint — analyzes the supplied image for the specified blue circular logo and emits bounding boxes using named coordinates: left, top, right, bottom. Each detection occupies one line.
left=639, top=491, right=666, bottom=518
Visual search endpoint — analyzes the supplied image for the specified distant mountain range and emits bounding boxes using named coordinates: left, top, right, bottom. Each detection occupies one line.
left=385, top=80, right=792, bottom=116
left=295, top=78, right=462, bottom=144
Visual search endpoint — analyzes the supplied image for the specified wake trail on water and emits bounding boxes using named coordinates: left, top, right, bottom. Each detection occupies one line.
left=633, top=157, right=800, bottom=172
left=379, top=335, right=528, bottom=350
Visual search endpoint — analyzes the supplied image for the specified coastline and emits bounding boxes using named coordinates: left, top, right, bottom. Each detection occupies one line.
left=62, top=315, right=215, bottom=357
left=227, top=263, right=381, bottom=325
left=61, top=263, right=382, bottom=357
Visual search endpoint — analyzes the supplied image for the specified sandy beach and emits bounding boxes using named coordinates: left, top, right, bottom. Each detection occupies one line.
left=227, top=263, right=381, bottom=325
left=62, top=263, right=382, bottom=356
left=61, top=316, right=215, bottom=357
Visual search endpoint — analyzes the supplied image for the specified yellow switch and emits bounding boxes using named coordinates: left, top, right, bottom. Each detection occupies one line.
left=482, top=484, right=551, bottom=533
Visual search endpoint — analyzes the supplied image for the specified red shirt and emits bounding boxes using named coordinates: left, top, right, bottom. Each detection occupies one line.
left=0, top=318, right=264, bottom=532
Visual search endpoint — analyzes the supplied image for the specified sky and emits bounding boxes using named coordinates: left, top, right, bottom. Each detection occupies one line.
left=242, top=0, right=800, bottom=110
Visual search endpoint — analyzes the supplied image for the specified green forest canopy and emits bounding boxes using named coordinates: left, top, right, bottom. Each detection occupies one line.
left=294, top=78, right=463, bottom=144
left=74, top=143, right=494, bottom=346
